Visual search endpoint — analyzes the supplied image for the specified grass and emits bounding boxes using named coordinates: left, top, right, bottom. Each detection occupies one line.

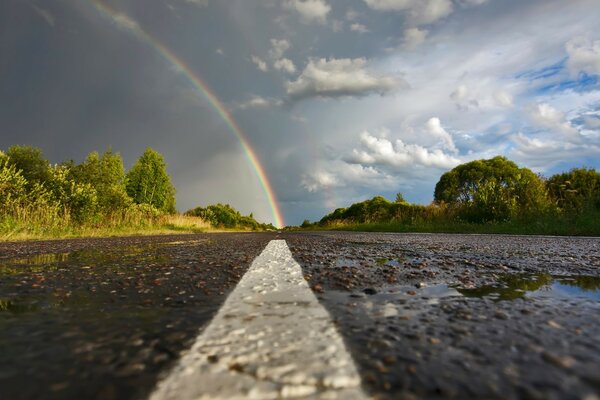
left=300, top=210, right=600, bottom=237
left=0, top=214, right=265, bottom=242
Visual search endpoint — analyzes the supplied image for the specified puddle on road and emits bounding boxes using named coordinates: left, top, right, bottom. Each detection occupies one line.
left=458, top=273, right=600, bottom=301
left=323, top=273, right=600, bottom=321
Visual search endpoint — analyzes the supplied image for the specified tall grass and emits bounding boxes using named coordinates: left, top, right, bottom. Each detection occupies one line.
left=315, top=208, right=600, bottom=236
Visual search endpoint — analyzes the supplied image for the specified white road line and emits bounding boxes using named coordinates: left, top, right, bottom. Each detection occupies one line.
left=149, top=240, right=367, bottom=400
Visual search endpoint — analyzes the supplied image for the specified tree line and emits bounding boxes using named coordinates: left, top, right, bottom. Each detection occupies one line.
left=309, top=156, right=600, bottom=234
left=0, top=145, right=176, bottom=231
left=1, top=144, right=274, bottom=236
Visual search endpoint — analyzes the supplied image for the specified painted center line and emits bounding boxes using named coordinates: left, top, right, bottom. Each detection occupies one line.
left=149, top=240, right=367, bottom=400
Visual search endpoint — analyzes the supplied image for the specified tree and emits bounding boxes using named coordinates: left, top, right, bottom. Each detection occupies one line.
left=434, top=156, right=549, bottom=222
left=547, top=168, right=600, bottom=212
left=395, top=192, right=408, bottom=204
left=70, top=149, right=131, bottom=213
left=126, top=148, right=176, bottom=213
left=5, top=145, right=50, bottom=187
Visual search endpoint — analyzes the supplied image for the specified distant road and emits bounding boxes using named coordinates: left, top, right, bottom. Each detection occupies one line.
left=1, top=232, right=599, bottom=399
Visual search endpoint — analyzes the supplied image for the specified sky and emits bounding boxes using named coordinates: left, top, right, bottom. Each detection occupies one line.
left=1, top=0, right=600, bottom=227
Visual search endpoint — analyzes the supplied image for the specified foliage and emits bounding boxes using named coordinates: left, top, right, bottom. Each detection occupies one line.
left=395, top=192, right=408, bottom=204
left=69, top=149, right=132, bottom=214
left=308, top=156, right=600, bottom=236
left=126, top=148, right=176, bottom=213
left=186, top=203, right=275, bottom=230
left=546, top=168, right=600, bottom=213
left=46, top=164, right=98, bottom=224
left=433, top=156, right=550, bottom=222
left=318, top=196, right=446, bottom=226
left=5, top=145, right=51, bottom=188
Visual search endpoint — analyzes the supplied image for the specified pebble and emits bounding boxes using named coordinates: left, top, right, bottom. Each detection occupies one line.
left=542, top=352, right=576, bottom=369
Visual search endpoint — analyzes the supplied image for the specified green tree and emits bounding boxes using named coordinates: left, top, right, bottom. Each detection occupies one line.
left=126, top=148, right=176, bottom=213
left=71, top=149, right=131, bottom=213
left=547, top=168, right=600, bottom=212
left=395, top=192, right=408, bottom=204
left=434, top=156, right=549, bottom=222
left=5, top=145, right=50, bottom=187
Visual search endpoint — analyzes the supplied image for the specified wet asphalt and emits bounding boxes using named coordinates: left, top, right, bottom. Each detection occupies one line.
left=1, top=232, right=599, bottom=399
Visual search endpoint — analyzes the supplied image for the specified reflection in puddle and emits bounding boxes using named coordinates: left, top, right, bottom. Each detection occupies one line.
left=324, top=274, right=600, bottom=321
left=458, top=274, right=600, bottom=301
left=324, top=284, right=461, bottom=321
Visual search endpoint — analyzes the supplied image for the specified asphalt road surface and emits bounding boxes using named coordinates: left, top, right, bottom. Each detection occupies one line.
left=1, top=232, right=599, bottom=399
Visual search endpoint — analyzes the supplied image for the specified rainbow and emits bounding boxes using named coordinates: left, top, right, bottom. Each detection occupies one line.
left=89, top=1, right=284, bottom=228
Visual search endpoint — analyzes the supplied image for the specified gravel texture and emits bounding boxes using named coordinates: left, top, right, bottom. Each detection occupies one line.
left=0, top=233, right=275, bottom=400
left=1, top=231, right=599, bottom=400
left=285, top=232, right=600, bottom=400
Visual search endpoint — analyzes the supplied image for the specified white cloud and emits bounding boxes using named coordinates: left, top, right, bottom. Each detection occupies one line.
left=347, top=131, right=460, bottom=169
left=526, top=103, right=579, bottom=138
left=363, top=0, right=453, bottom=25
left=509, top=133, right=597, bottom=169
left=286, top=58, right=402, bottom=100
left=251, top=55, right=268, bottom=72
left=284, top=0, right=331, bottom=24
left=350, top=23, right=369, bottom=34
left=566, top=37, right=600, bottom=76
left=302, top=163, right=388, bottom=192
left=425, top=117, right=457, bottom=152
left=269, top=39, right=291, bottom=60
left=403, top=27, right=428, bottom=49
left=112, top=13, right=140, bottom=31
left=458, top=0, right=488, bottom=6
left=494, top=91, right=513, bottom=108
left=450, top=84, right=513, bottom=111
left=235, top=95, right=283, bottom=110
left=216, top=48, right=224, bottom=55
left=274, top=58, right=297, bottom=74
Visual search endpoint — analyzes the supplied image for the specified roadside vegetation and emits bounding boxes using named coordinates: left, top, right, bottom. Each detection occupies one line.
left=185, top=203, right=275, bottom=230
left=0, top=145, right=272, bottom=241
left=299, top=156, right=600, bottom=236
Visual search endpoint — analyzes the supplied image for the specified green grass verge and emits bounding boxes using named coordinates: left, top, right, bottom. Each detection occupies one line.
left=299, top=210, right=600, bottom=237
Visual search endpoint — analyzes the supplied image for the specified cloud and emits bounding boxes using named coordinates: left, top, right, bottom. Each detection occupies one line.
left=526, top=103, right=579, bottom=138
left=566, top=37, right=600, bottom=77
left=184, top=0, right=209, bottom=6
left=331, top=19, right=343, bottom=33
left=346, top=9, right=360, bottom=21
left=30, top=4, right=55, bottom=27
left=403, top=27, right=428, bottom=49
left=111, top=13, right=140, bottom=31
left=302, top=163, right=388, bottom=192
left=251, top=55, right=268, bottom=72
left=274, top=58, right=297, bottom=74
left=363, top=0, right=453, bottom=25
left=235, top=95, right=283, bottom=110
left=425, top=117, right=457, bottom=152
left=350, top=23, right=369, bottom=34
left=283, top=0, right=331, bottom=24
left=346, top=131, right=461, bottom=169
left=269, top=39, right=291, bottom=59
left=286, top=58, right=402, bottom=100
left=457, top=0, right=488, bottom=6
left=509, top=133, right=597, bottom=169
left=450, top=84, right=513, bottom=111
left=216, top=48, right=224, bottom=55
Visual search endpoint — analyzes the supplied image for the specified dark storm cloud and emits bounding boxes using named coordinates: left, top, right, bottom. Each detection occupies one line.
left=3, top=0, right=600, bottom=225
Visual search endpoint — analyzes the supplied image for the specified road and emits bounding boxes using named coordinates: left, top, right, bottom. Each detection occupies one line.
left=1, top=232, right=599, bottom=399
